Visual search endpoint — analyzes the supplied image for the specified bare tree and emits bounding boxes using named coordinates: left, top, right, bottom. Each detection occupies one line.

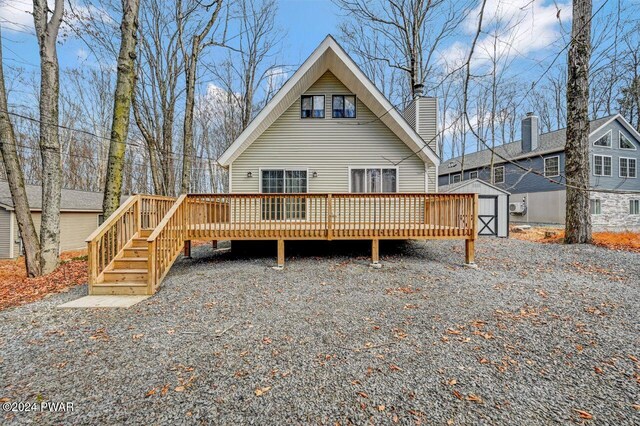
left=33, top=0, right=64, bottom=273
left=177, top=0, right=223, bottom=194
left=564, top=0, right=593, bottom=244
left=101, top=0, right=142, bottom=218
left=0, top=28, right=42, bottom=277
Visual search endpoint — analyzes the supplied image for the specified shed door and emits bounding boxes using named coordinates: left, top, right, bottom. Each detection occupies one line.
left=478, top=195, right=498, bottom=236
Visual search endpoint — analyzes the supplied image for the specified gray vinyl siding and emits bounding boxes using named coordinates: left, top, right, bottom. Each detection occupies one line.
left=416, top=97, right=438, bottom=154
left=0, top=208, right=11, bottom=258
left=439, top=152, right=566, bottom=193
left=232, top=71, right=431, bottom=193
left=589, top=120, right=640, bottom=191
left=403, top=101, right=416, bottom=130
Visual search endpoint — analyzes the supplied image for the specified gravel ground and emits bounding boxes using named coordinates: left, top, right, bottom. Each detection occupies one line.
left=1, top=238, right=639, bottom=425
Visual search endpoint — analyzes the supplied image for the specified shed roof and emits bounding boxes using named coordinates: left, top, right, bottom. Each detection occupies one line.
left=440, top=115, right=617, bottom=174
left=0, top=182, right=127, bottom=212
left=439, top=178, right=510, bottom=195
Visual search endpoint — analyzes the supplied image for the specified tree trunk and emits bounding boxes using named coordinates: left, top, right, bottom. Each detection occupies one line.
left=180, top=47, right=197, bottom=194
left=102, top=0, right=141, bottom=219
left=0, top=29, right=42, bottom=276
left=565, top=0, right=593, bottom=244
left=33, top=0, right=64, bottom=274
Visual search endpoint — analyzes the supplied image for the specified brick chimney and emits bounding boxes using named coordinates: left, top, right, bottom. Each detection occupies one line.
left=521, top=112, right=539, bottom=153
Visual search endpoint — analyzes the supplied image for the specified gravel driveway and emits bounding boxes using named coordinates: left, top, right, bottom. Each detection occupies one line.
left=1, top=238, right=639, bottom=425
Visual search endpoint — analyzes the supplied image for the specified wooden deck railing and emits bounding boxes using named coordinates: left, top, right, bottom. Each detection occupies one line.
left=183, top=193, right=477, bottom=240
left=85, top=194, right=178, bottom=286
left=146, top=194, right=188, bottom=292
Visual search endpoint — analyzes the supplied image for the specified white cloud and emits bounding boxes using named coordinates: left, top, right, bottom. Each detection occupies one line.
left=440, top=0, right=572, bottom=72
left=265, top=66, right=288, bottom=94
left=0, top=0, right=33, bottom=33
left=76, top=47, right=88, bottom=61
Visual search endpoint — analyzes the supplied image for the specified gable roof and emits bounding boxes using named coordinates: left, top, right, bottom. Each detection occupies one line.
left=0, top=182, right=126, bottom=212
left=440, top=114, right=631, bottom=174
left=439, top=178, right=510, bottom=195
left=217, top=35, right=439, bottom=167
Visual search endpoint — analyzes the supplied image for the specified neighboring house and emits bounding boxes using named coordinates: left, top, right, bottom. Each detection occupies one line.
left=0, top=182, right=116, bottom=259
left=218, top=35, right=440, bottom=195
left=439, top=113, right=640, bottom=230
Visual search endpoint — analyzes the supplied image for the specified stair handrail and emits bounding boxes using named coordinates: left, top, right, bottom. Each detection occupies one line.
left=86, top=194, right=140, bottom=286
left=146, top=194, right=188, bottom=292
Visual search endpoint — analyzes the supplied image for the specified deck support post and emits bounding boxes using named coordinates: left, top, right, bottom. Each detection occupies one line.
left=371, top=239, right=381, bottom=268
left=184, top=240, right=192, bottom=258
left=212, top=240, right=218, bottom=250
left=465, top=239, right=476, bottom=267
left=276, top=239, right=285, bottom=269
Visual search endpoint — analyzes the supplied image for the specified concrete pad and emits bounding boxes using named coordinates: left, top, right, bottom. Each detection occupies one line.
left=57, top=295, right=151, bottom=309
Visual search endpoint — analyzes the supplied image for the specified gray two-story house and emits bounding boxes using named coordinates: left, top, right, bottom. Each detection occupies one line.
left=438, top=113, right=640, bottom=230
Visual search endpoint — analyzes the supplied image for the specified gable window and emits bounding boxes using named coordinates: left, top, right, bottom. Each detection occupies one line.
left=544, top=156, right=560, bottom=177
left=593, top=155, right=612, bottom=176
left=332, top=95, right=356, bottom=118
left=301, top=95, right=325, bottom=118
left=593, top=131, right=611, bottom=147
left=493, top=166, right=505, bottom=184
left=351, top=168, right=397, bottom=193
left=468, top=171, right=478, bottom=180
left=451, top=173, right=461, bottom=184
left=619, top=157, right=637, bottom=178
left=590, top=199, right=602, bottom=215
left=630, top=199, right=640, bottom=215
left=261, top=169, right=307, bottom=220
left=620, top=132, right=636, bottom=150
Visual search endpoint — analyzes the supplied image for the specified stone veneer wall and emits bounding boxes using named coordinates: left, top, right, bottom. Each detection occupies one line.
left=590, top=191, right=640, bottom=231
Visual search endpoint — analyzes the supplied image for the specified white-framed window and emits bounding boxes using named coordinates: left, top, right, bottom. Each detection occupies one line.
left=450, top=173, right=461, bottom=184
left=260, top=169, right=308, bottom=220
left=619, top=132, right=636, bottom=150
left=590, top=199, right=602, bottom=215
left=493, top=166, right=505, bottom=184
left=619, top=157, right=637, bottom=178
left=593, top=130, right=612, bottom=148
left=350, top=168, right=397, bottom=193
left=593, top=155, right=612, bottom=176
left=301, top=95, right=325, bottom=118
left=468, top=171, right=478, bottom=179
left=544, top=156, right=560, bottom=177
left=630, top=199, right=640, bottom=215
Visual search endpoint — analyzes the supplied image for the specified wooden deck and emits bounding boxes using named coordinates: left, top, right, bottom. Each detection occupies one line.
left=86, top=193, right=478, bottom=295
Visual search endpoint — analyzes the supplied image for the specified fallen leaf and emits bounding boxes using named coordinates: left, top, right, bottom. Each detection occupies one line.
left=452, top=390, right=462, bottom=400
left=573, top=409, right=593, bottom=420
left=447, top=329, right=462, bottom=335
left=467, top=394, right=482, bottom=403
left=132, top=334, right=144, bottom=340
left=594, top=366, right=603, bottom=374
left=389, top=364, right=402, bottom=371
left=632, top=404, right=640, bottom=411
left=479, top=358, right=490, bottom=364
left=357, top=391, right=369, bottom=399
left=629, top=355, right=638, bottom=363
left=377, top=405, right=385, bottom=411
left=447, top=378, right=457, bottom=386
left=174, top=386, right=185, bottom=392
left=145, top=388, right=156, bottom=398
left=0, top=397, right=10, bottom=403
left=160, top=384, right=169, bottom=396
left=255, top=387, right=271, bottom=396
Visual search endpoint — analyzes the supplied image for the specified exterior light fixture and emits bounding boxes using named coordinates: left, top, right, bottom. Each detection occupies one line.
left=247, top=172, right=252, bottom=178
left=312, top=171, right=318, bottom=178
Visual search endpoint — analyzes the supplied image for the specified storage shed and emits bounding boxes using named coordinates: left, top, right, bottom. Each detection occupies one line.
left=439, top=179, right=510, bottom=237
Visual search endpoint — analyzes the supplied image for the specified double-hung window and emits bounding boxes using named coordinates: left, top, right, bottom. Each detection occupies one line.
left=350, top=168, right=397, bottom=193
left=450, top=174, right=461, bottom=184
left=332, top=95, right=356, bottom=118
left=544, top=156, right=560, bottom=177
left=590, top=199, right=602, bottom=215
left=619, top=157, right=637, bottom=178
left=593, top=155, right=612, bottom=176
left=468, top=171, right=478, bottom=180
left=301, top=95, right=325, bottom=118
left=630, top=199, right=640, bottom=215
left=493, top=166, right=505, bottom=184
left=261, top=169, right=307, bottom=220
